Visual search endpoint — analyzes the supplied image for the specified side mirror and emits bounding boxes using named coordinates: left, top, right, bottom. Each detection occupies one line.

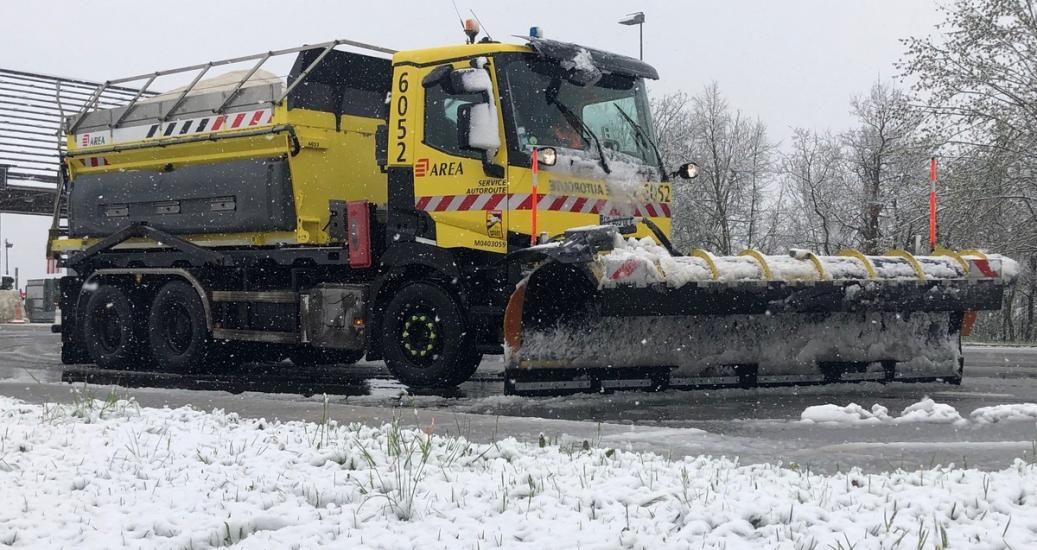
left=422, top=64, right=454, bottom=90
left=450, top=68, right=492, bottom=95
left=457, top=102, right=500, bottom=152
left=676, top=162, right=699, bottom=180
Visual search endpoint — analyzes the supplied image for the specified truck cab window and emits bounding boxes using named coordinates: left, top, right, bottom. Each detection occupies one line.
left=424, top=82, right=483, bottom=158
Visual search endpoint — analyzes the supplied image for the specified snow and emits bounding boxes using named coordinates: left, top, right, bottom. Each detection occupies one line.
left=897, top=397, right=966, bottom=424
left=800, top=403, right=892, bottom=425
left=711, top=256, right=763, bottom=281
left=819, top=256, right=870, bottom=279
left=802, top=397, right=1037, bottom=426
left=970, top=403, right=1037, bottom=424
left=596, top=237, right=992, bottom=287
left=765, top=255, right=821, bottom=281
left=869, top=257, right=920, bottom=279
left=542, top=148, right=656, bottom=198
left=569, top=48, right=595, bottom=74
left=996, top=254, right=1021, bottom=280
left=3, top=396, right=1037, bottom=549
left=457, top=69, right=499, bottom=153
left=917, top=256, right=963, bottom=279
left=557, top=47, right=601, bottom=86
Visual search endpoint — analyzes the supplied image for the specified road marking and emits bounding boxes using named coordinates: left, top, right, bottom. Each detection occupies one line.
left=808, top=441, right=1033, bottom=452
left=931, top=391, right=1016, bottom=399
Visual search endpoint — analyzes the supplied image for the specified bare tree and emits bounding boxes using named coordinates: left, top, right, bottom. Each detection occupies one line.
left=780, top=129, right=847, bottom=254
left=843, top=81, right=927, bottom=254
left=899, top=0, right=1037, bottom=340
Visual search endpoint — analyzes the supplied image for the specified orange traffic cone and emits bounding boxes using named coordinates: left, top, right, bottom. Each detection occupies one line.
left=10, top=294, right=27, bottom=324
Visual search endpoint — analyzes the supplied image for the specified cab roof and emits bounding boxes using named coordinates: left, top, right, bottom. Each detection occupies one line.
left=393, top=39, right=659, bottom=81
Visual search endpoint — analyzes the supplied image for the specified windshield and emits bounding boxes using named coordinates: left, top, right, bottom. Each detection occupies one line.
left=498, top=55, right=656, bottom=166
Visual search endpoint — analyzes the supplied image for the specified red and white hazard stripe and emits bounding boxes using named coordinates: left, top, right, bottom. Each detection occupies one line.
left=145, top=108, right=272, bottom=139
left=80, top=157, right=109, bottom=167
left=414, top=193, right=671, bottom=218
left=73, top=108, right=274, bottom=151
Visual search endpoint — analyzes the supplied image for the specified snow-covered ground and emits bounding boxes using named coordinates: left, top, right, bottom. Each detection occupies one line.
left=2, top=396, right=1037, bottom=549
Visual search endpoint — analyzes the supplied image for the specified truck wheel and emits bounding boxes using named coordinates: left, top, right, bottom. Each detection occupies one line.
left=381, top=282, right=481, bottom=388
left=288, top=347, right=364, bottom=366
left=82, top=285, right=148, bottom=369
left=148, top=281, right=219, bottom=372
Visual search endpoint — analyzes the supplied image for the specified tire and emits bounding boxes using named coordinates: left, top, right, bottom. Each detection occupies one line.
left=82, top=285, right=148, bottom=369
left=288, top=347, right=364, bottom=366
left=381, top=282, right=481, bottom=388
left=148, top=280, right=223, bottom=373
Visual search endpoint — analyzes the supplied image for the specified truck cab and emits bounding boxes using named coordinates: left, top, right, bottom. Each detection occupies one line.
left=386, top=39, right=673, bottom=255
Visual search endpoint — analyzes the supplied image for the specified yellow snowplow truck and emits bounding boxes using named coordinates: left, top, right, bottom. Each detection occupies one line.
left=49, top=33, right=1016, bottom=394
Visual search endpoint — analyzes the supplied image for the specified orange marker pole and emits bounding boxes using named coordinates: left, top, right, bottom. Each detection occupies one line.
left=530, top=148, right=539, bottom=246
left=929, top=157, right=937, bottom=252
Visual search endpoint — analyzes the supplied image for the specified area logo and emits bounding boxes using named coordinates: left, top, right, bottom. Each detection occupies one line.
left=414, top=158, right=464, bottom=177
left=79, top=133, right=106, bottom=147
left=415, top=158, right=429, bottom=177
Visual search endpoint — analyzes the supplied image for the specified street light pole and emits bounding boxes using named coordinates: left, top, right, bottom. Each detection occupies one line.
left=618, top=12, right=646, bottom=61
left=4, top=239, right=11, bottom=276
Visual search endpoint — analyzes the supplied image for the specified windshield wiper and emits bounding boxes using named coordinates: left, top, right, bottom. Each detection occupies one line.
left=614, top=105, right=669, bottom=181
left=549, top=97, right=612, bottom=175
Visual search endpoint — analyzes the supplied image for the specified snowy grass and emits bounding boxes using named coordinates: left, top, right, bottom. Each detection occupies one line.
left=1, top=396, right=1037, bottom=549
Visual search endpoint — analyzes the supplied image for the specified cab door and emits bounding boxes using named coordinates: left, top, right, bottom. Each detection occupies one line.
left=409, top=59, right=509, bottom=254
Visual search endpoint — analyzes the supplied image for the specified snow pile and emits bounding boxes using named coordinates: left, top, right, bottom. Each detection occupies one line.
left=2, top=397, right=1037, bottom=549
left=803, top=397, right=965, bottom=425
left=970, top=403, right=1037, bottom=424
left=598, top=235, right=711, bottom=288
left=803, top=398, right=1037, bottom=426
left=897, top=397, right=966, bottom=424
left=799, top=403, right=892, bottom=425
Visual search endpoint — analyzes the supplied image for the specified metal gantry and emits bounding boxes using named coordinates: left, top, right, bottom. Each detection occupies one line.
left=0, top=68, right=152, bottom=215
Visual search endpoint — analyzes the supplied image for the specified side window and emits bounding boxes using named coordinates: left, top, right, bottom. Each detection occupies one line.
left=424, top=82, right=483, bottom=158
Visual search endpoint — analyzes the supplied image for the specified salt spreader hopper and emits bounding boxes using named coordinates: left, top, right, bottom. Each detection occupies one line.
left=504, top=225, right=1017, bottom=394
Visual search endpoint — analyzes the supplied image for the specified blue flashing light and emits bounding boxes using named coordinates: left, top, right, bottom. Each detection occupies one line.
left=529, top=26, right=543, bottom=39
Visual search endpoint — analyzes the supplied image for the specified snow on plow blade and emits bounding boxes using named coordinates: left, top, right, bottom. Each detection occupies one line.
left=504, top=227, right=1018, bottom=395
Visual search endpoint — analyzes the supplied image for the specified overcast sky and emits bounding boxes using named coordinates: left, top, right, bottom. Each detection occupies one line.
left=0, top=0, right=943, bottom=284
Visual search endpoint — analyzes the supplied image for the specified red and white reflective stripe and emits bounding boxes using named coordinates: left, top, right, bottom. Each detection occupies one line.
left=609, top=259, right=643, bottom=280
left=970, top=259, right=999, bottom=278
left=80, top=157, right=109, bottom=167
left=74, top=108, right=274, bottom=149
left=414, top=193, right=671, bottom=218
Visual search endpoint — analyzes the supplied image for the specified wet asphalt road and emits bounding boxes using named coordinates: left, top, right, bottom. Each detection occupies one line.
left=2, top=323, right=1036, bottom=473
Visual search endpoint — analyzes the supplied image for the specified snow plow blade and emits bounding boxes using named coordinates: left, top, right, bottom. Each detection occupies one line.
left=503, top=226, right=1018, bottom=395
